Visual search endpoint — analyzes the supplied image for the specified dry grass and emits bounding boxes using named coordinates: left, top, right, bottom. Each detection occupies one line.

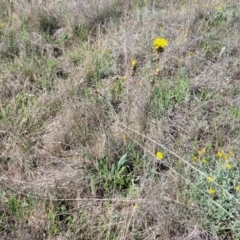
left=1, top=0, right=240, bottom=239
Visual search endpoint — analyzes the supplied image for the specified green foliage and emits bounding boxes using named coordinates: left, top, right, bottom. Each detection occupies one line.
left=86, top=142, right=143, bottom=198
left=231, top=106, right=240, bottom=119
left=48, top=201, right=76, bottom=236
left=49, top=211, right=59, bottom=235
left=94, top=50, right=114, bottom=82
left=109, top=77, right=125, bottom=105
left=151, top=75, right=190, bottom=116
left=74, top=24, right=89, bottom=41
left=95, top=154, right=133, bottom=196
left=8, top=197, right=23, bottom=218
left=0, top=105, right=13, bottom=123
left=0, top=93, right=36, bottom=130
left=37, top=77, right=54, bottom=90
left=187, top=152, right=240, bottom=238
left=210, top=8, right=227, bottom=26
left=46, top=59, right=58, bottom=69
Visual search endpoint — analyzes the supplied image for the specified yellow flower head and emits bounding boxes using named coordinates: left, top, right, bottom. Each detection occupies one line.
left=105, top=49, right=110, bottom=55
left=131, top=59, right=137, bottom=68
left=202, top=158, right=208, bottom=164
left=216, top=6, right=222, bottom=11
left=208, top=176, right=215, bottom=182
left=156, top=151, right=164, bottom=160
left=217, top=151, right=223, bottom=158
left=226, top=163, right=232, bottom=170
left=222, top=155, right=229, bottom=160
left=0, top=22, right=5, bottom=28
left=193, top=156, right=199, bottom=163
left=153, top=37, right=168, bottom=50
left=236, top=185, right=240, bottom=191
left=154, top=68, right=161, bottom=76
left=209, top=188, right=216, bottom=195
left=134, top=203, right=139, bottom=209
left=198, top=149, right=205, bottom=155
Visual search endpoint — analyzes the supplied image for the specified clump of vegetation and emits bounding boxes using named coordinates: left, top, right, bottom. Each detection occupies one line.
left=189, top=149, right=240, bottom=238
left=1, top=0, right=240, bottom=239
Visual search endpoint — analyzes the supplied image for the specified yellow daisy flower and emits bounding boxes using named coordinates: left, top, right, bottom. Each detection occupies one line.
left=226, top=163, right=232, bottom=170
left=236, top=185, right=240, bottom=191
left=153, top=37, right=168, bottom=50
left=202, top=158, right=208, bottom=164
left=217, top=151, right=223, bottom=158
left=193, top=156, right=199, bottom=163
left=156, top=151, right=164, bottom=160
left=209, top=188, right=216, bottom=195
left=131, top=59, right=137, bottom=68
left=222, top=155, right=229, bottom=160
left=198, top=149, right=205, bottom=155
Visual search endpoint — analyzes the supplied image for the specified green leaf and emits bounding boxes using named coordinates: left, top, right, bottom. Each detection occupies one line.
left=117, top=153, right=127, bottom=169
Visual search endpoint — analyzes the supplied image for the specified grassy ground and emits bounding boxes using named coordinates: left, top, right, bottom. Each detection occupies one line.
left=0, top=0, right=240, bottom=239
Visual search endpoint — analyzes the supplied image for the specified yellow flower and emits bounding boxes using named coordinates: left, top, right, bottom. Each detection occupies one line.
left=222, top=155, right=229, bottom=160
left=154, top=68, right=161, bottom=76
left=236, top=185, right=240, bottom=191
left=217, top=151, right=223, bottom=158
left=134, top=203, right=139, bottom=209
left=156, top=151, right=164, bottom=160
left=193, top=156, right=199, bottom=163
left=198, top=149, right=205, bottom=155
left=122, top=134, right=127, bottom=145
left=209, top=188, right=216, bottom=195
left=216, top=6, right=222, bottom=11
left=202, top=158, right=208, bottom=164
left=131, top=59, right=137, bottom=68
left=153, top=37, right=168, bottom=50
left=105, top=49, right=111, bottom=55
left=0, top=22, right=5, bottom=28
left=226, top=163, right=232, bottom=170
left=208, top=176, right=214, bottom=182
